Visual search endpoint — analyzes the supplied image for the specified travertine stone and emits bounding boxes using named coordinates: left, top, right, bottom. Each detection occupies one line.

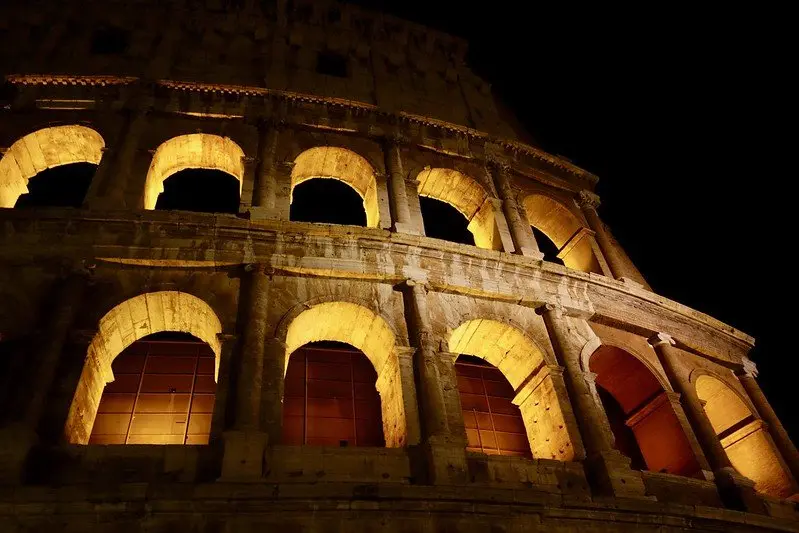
left=489, top=160, right=544, bottom=259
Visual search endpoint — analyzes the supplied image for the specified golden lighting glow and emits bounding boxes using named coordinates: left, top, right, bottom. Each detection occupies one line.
left=522, top=194, right=600, bottom=273
left=291, top=147, right=380, bottom=227
left=416, top=168, right=501, bottom=250
left=143, top=134, right=245, bottom=210
left=64, top=291, right=222, bottom=444
left=696, top=375, right=794, bottom=498
left=284, top=301, right=407, bottom=447
left=0, top=125, right=105, bottom=208
left=449, top=319, right=575, bottom=460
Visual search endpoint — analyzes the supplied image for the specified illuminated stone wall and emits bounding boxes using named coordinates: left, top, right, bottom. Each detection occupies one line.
left=0, top=1, right=797, bottom=531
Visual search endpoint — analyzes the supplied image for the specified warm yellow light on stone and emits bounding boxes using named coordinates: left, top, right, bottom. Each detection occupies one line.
left=143, top=134, right=245, bottom=210
left=416, top=168, right=501, bottom=250
left=284, top=301, right=408, bottom=447
left=291, top=147, right=379, bottom=227
left=522, top=194, right=600, bottom=273
left=64, top=291, right=222, bottom=444
left=0, top=125, right=104, bottom=208
left=697, top=374, right=795, bottom=498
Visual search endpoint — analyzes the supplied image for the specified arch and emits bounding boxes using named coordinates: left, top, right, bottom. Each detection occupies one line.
left=290, top=146, right=379, bottom=227
left=143, top=134, right=245, bottom=210
left=696, top=374, right=794, bottom=498
left=416, top=167, right=500, bottom=250
left=590, top=345, right=701, bottom=476
left=522, top=194, right=601, bottom=273
left=65, top=291, right=223, bottom=444
left=448, top=319, right=575, bottom=461
left=283, top=301, right=408, bottom=447
left=0, top=125, right=105, bottom=207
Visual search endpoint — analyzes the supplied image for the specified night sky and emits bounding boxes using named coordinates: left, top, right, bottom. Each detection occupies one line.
left=348, top=2, right=796, bottom=437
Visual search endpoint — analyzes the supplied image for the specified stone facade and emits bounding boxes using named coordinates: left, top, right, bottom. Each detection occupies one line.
left=0, top=0, right=797, bottom=531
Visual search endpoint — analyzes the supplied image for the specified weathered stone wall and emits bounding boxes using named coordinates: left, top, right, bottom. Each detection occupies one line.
left=0, top=1, right=798, bottom=531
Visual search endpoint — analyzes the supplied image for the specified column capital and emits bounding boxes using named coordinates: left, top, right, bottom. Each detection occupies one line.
left=485, top=156, right=512, bottom=173
left=216, top=332, right=238, bottom=343
left=243, top=263, right=274, bottom=275
left=536, top=302, right=565, bottom=317
left=738, top=356, right=759, bottom=378
left=397, top=278, right=430, bottom=293
left=577, top=190, right=601, bottom=210
left=648, top=332, right=676, bottom=348
left=384, top=132, right=411, bottom=146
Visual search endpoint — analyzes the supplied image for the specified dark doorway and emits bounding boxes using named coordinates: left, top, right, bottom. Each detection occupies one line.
left=596, top=385, right=647, bottom=470
left=154, top=169, right=240, bottom=214
left=419, top=196, right=475, bottom=245
left=14, top=163, right=96, bottom=208
left=282, top=341, right=384, bottom=447
left=290, top=178, right=367, bottom=226
left=532, top=227, right=564, bottom=265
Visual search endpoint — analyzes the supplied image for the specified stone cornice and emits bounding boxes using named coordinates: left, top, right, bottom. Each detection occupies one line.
left=4, top=75, right=599, bottom=188
left=0, top=209, right=755, bottom=359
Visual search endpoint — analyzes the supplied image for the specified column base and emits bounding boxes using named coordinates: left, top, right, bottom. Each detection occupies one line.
left=411, top=436, right=469, bottom=486
left=517, top=247, right=545, bottom=261
left=0, top=426, right=37, bottom=485
left=247, top=206, right=284, bottom=221
left=219, top=430, right=268, bottom=482
left=391, top=222, right=421, bottom=235
left=714, top=466, right=767, bottom=514
left=583, top=451, right=654, bottom=500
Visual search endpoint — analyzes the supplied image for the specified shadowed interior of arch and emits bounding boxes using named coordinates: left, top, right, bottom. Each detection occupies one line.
left=13, top=162, right=97, bottom=208
left=589, top=345, right=701, bottom=477
left=290, top=178, right=367, bottom=226
left=89, top=331, right=217, bottom=445
left=531, top=227, right=564, bottom=265
left=282, top=340, right=384, bottom=447
left=154, top=168, right=240, bottom=214
left=419, top=196, right=475, bottom=245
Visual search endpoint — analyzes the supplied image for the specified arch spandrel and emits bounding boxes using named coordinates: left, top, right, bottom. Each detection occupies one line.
left=143, top=133, right=245, bottom=210
left=0, top=125, right=105, bottom=208
left=291, top=146, right=380, bottom=227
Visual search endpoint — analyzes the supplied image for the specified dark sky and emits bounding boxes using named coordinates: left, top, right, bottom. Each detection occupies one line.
left=348, top=2, right=796, bottom=437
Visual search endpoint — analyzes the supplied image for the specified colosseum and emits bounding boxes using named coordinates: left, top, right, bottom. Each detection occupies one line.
left=0, top=1, right=796, bottom=531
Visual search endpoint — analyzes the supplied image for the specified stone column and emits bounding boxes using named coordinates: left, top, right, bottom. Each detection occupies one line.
left=250, top=121, right=281, bottom=220
left=649, top=333, right=765, bottom=513
left=221, top=264, right=270, bottom=481
left=538, top=303, right=650, bottom=498
left=399, top=280, right=468, bottom=485
left=737, top=358, right=799, bottom=493
left=577, top=190, right=641, bottom=285
left=384, top=137, right=418, bottom=234
left=208, top=333, right=237, bottom=442
left=488, top=160, right=543, bottom=259
left=0, top=270, right=87, bottom=484
left=260, top=337, right=287, bottom=444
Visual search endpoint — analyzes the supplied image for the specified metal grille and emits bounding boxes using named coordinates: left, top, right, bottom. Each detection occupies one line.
left=455, top=355, right=531, bottom=458
left=89, top=336, right=216, bottom=445
left=282, top=343, right=384, bottom=447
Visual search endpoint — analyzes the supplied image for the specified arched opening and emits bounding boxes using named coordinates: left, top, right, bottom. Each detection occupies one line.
left=283, top=301, right=408, bottom=447
left=696, top=375, right=794, bottom=498
left=283, top=340, right=384, bottom=447
left=0, top=125, right=104, bottom=208
left=449, top=319, right=575, bottom=461
left=589, top=345, right=700, bottom=476
left=290, top=147, right=379, bottom=227
left=419, top=196, right=475, bottom=245
left=417, top=168, right=500, bottom=250
left=89, top=331, right=216, bottom=445
left=154, top=168, right=240, bottom=214
left=289, top=178, right=367, bottom=226
left=455, top=354, right=529, bottom=457
left=522, top=194, right=602, bottom=273
left=143, top=134, right=244, bottom=211
left=65, top=291, right=222, bottom=445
